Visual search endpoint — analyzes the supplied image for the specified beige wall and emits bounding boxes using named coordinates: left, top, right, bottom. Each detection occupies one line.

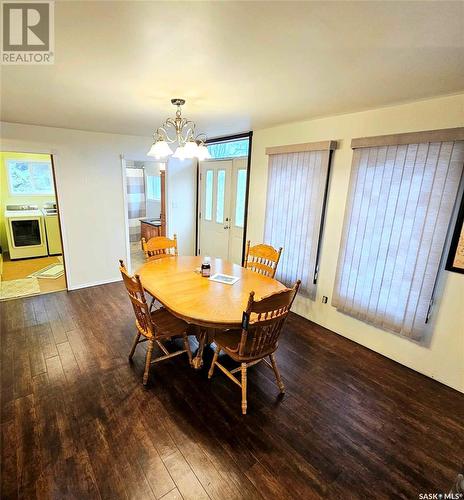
left=248, top=93, right=464, bottom=392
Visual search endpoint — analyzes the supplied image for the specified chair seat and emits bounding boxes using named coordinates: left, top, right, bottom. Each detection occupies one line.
left=137, top=307, right=188, bottom=339
left=152, top=307, right=189, bottom=338
left=214, top=329, right=277, bottom=361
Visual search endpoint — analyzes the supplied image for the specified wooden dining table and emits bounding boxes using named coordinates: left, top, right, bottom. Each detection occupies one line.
left=137, top=255, right=287, bottom=368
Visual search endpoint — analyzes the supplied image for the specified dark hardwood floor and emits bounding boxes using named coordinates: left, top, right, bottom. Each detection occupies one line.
left=1, top=283, right=463, bottom=499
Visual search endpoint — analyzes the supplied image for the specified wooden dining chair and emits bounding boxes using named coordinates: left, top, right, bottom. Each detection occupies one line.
left=141, top=235, right=178, bottom=311
left=244, top=241, right=283, bottom=278
left=142, top=234, right=178, bottom=261
left=208, top=280, right=301, bottom=414
left=119, top=260, right=192, bottom=385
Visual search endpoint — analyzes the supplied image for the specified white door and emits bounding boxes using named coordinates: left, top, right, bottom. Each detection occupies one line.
left=228, top=157, right=247, bottom=264
left=198, top=157, right=247, bottom=264
left=199, top=160, right=232, bottom=259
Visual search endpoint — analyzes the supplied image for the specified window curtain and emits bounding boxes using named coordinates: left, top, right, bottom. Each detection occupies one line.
left=264, top=147, right=332, bottom=299
left=332, top=140, right=464, bottom=340
left=126, top=167, right=146, bottom=242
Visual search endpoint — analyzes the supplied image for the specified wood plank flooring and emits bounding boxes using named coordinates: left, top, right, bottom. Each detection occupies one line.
left=1, top=282, right=463, bottom=499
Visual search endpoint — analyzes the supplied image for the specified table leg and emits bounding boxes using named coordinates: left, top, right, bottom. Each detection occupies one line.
left=192, top=329, right=207, bottom=369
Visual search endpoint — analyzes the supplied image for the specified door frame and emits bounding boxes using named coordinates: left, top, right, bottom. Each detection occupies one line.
left=0, top=147, right=70, bottom=291
left=120, top=155, right=167, bottom=274
left=195, top=131, right=253, bottom=264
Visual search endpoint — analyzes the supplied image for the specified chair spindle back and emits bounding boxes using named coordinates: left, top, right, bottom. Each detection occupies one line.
left=239, top=280, right=300, bottom=357
left=142, top=235, right=178, bottom=261
left=244, top=241, right=282, bottom=278
left=119, top=260, right=153, bottom=338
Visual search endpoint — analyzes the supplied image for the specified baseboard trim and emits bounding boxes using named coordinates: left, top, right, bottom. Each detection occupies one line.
left=67, top=276, right=122, bottom=291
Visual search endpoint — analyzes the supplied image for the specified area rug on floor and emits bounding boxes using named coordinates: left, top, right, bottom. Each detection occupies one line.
left=0, top=278, right=41, bottom=300
left=28, top=263, right=64, bottom=279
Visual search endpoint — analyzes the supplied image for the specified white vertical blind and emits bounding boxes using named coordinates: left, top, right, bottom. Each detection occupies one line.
left=333, top=140, right=464, bottom=340
left=264, top=149, right=331, bottom=299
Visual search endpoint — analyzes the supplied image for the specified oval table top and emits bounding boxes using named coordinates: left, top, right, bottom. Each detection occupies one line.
left=136, top=256, right=287, bottom=328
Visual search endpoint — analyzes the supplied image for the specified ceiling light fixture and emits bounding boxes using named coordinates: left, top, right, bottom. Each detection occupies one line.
left=147, top=98, right=211, bottom=161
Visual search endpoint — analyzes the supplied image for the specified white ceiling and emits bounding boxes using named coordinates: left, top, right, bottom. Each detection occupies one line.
left=1, top=1, right=463, bottom=138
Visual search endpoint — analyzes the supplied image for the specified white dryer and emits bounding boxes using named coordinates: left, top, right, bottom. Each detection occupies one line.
left=42, top=202, right=63, bottom=255
left=4, top=204, right=48, bottom=259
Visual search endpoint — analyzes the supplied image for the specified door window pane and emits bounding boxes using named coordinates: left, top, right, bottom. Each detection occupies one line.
left=216, top=170, right=226, bottom=223
left=205, top=170, right=213, bottom=221
left=235, top=169, right=247, bottom=228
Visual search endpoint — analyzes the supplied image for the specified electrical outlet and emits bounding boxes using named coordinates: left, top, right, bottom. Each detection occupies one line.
left=322, top=296, right=328, bottom=304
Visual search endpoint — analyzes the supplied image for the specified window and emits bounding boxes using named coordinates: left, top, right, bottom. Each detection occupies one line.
left=333, top=138, right=464, bottom=340
left=207, top=139, right=249, bottom=159
left=235, top=169, right=247, bottom=228
left=264, top=145, right=334, bottom=299
left=146, top=175, right=161, bottom=200
left=205, top=170, right=213, bottom=221
left=7, top=160, right=54, bottom=195
left=216, top=170, right=226, bottom=223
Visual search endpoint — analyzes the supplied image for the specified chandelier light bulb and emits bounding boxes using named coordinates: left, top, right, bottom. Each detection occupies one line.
left=173, top=146, right=186, bottom=160
left=184, top=140, right=199, bottom=157
left=197, top=144, right=211, bottom=161
left=147, top=140, right=173, bottom=159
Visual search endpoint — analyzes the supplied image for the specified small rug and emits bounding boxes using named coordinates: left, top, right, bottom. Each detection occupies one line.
left=28, top=263, right=64, bottom=279
left=0, top=278, right=41, bottom=300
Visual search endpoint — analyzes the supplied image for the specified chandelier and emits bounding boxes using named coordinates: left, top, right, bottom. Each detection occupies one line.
left=147, top=98, right=211, bottom=161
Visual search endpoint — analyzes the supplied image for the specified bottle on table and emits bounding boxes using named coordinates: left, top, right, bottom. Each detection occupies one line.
left=201, top=258, right=211, bottom=277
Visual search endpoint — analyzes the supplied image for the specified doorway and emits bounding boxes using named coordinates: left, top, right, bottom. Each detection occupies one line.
left=197, top=132, right=252, bottom=265
left=122, top=159, right=166, bottom=272
left=0, top=151, right=67, bottom=301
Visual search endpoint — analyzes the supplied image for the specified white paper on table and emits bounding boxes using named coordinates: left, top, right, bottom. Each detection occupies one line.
left=208, top=273, right=240, bottom=285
